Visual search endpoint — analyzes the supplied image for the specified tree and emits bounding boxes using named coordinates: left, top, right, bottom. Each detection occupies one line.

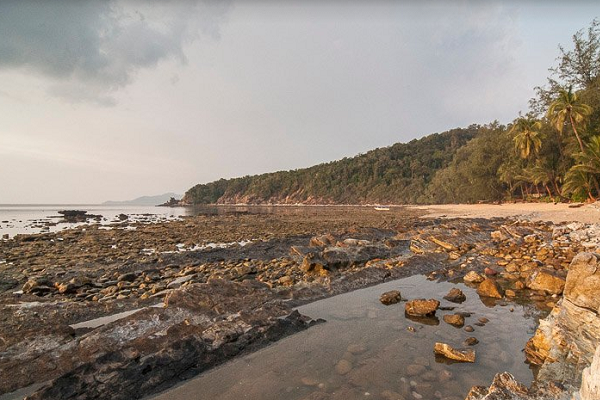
left=531, top=19, right=600, bottom=114
left=547, top=86, right=592, bottom=153
left=509, top=117, right=543, bottom=160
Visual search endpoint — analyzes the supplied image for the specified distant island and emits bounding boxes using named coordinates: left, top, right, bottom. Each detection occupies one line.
left=103, top=193, right=182, bottom=206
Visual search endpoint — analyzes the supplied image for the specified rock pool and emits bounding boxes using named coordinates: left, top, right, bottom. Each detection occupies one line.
left=147, top=275, right=540, bottom=400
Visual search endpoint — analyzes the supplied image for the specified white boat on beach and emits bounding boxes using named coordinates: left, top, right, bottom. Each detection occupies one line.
left=374, top=206, right=390, bottom=211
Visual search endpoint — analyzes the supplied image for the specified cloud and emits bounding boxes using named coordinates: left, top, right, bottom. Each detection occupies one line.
left=0, top=0, right=230, bottom=105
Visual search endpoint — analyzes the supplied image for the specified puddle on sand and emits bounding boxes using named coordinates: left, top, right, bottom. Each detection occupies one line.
left=147, top=275, right=539, bottom=400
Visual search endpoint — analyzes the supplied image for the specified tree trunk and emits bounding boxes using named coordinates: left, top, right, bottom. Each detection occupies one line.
left=570, top=113, right=586, bottom=154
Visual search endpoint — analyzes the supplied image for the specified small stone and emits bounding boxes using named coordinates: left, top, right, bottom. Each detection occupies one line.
left=464, top=325, right=474, bottom=332
left=117, top=272, right=137, bottom=282
left=380, top=390, right=405, bottom=400
left=380, top=290, right=402, bottom=305
left=405, top=299, right=440, bottom=316
left=464, top=337, right=479, bottom=346
left=443, top=288, right=466, bottom=303
left=347, top=344, right=367, bottom=354
left=464, top=271, right=484, bottom=283
left=485, top=267, right=498, bottom=275
left=406, top=364, right=426, bottom=376
left=335, top=359, right=353, bottom=375
left=301, top=377, right=320, bottom=386
left=514, top=281, right=525, bottom=290
left=443, top=313, right=465, bottom=328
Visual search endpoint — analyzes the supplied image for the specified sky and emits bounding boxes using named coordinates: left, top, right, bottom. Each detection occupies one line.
left=0, top=0, right=598, bottom=204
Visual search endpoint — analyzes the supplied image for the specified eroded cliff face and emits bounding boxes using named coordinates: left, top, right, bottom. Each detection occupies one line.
left=467, top=252, right=600, bottom=400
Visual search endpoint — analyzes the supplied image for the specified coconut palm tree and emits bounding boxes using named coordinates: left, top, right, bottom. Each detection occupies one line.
left=509, top=117, right=543, bottom=160
left=547, top=86, right=592, bottom=153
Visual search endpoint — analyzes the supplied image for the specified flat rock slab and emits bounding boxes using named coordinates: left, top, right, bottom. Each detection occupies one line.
left=434, top=342, right=476, bottom=363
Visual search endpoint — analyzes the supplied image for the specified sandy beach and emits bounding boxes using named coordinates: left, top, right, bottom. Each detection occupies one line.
left=412, top=202, right=600, bottom=224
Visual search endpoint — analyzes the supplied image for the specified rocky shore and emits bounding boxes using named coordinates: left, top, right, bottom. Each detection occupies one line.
left=0, top=206, right=598, bottom=399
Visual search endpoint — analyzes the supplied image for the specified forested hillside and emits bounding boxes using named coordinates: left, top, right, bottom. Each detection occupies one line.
left=184, top=20, right=600, bottom=205
left=183, top=127, right=478, bottom=204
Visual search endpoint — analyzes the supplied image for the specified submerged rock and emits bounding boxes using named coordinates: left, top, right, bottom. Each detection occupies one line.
left=405, top=299, right=440, bottom=316
left=433, top=342, right=475, bottom=363
left=380, top=290, right=402, bottom=305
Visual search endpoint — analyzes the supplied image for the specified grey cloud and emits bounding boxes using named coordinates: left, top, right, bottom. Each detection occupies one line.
left=0, top=0, right=230, bottom=104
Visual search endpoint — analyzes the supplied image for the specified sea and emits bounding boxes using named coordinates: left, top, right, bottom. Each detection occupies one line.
left=0, top=204, right=328, bottom=238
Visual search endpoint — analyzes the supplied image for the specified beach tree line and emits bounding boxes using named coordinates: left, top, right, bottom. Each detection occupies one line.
left=184, top=20, right=600, bottom=205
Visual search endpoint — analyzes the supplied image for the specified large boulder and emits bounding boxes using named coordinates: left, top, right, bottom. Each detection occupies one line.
left=476, top=278, right=504, bottom=299
left=526, top=269, right=566, bottom=295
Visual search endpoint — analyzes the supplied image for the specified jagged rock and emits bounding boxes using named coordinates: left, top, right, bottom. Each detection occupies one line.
left=476, top=279, right=504, bottom=299
left=465, top=372, right=529, bottom=399
left=380, top=290, right=401, bottom=305
left=443, top=313, right=465, bottom=328
left=526, top=270, right=566, bottom=295
left=309, top=234, right=336, bottom=247
left=580, top=345, right=600, bottom=400
left=433, top=342, right=475, bottom=362
left=443, top=288, right=466, bottom=303
left=564, top=253, right=600, bottom=312
left=464, top=271, right=484, bottom=283
left=20, top=280, right=315, bottom=400
left=429, top=236, right=457, bottom=251
left=525, top=252, right=600, bottom=394
left=405, top=299, right=440, bottom=316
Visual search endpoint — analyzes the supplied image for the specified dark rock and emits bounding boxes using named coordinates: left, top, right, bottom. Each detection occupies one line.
left=379, top=290, right=401, bottom=305
left=443, top=288, right=466, bottom=303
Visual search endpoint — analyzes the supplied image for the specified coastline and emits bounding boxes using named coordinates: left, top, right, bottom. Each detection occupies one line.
left=1, top=205, right=598, bottom=400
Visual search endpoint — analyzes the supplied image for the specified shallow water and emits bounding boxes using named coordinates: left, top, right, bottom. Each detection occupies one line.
left=148, top=275, right=539, bottom=400
left=0, top=204, right=372, bottom=237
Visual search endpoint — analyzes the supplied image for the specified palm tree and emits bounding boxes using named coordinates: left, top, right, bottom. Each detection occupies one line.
left=569, top=135, right=600, bottom=198
left=509, top=117, right=543, bottom=159
left=547, top=86, right=592, bottom=153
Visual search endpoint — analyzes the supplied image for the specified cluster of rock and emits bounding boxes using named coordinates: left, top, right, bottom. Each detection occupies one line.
left=467, top=251, right=600, bottom=400
left=4, top=279, right=316, bottom=400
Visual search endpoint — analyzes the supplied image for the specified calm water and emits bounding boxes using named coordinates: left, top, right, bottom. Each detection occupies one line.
left=148, top=275, right=539, bottom=400
left=0, top=204, right=295, bottom=238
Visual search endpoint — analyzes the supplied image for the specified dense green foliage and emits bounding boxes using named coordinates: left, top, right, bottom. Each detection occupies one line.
left=185, top=20, right=600, bottom=205
left=184, top=127, right=477, bottom=204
